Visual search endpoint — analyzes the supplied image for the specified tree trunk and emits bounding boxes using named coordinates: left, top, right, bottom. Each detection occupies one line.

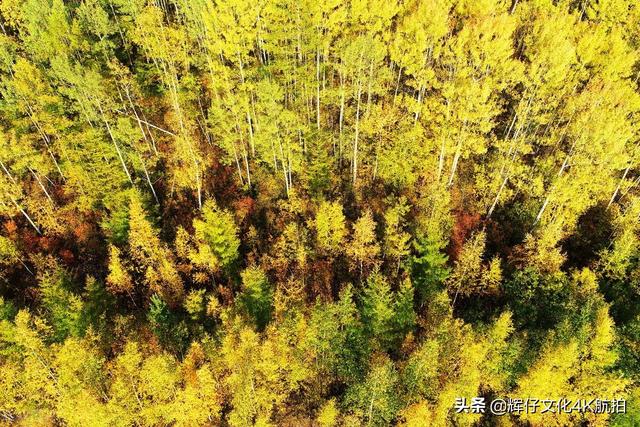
left=98, top=105, right=133, bottom=184
left=353, top=82, right=363, bottom=186
left=535, top=152, right=571, bottom=224
left=28, top=168, right=54, bottom=206
left=316, top=48, right=321, bottom=129
left=8, top=195, right=41, bottom=235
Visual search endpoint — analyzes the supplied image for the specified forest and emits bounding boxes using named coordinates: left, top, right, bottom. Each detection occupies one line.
left=0, top=0, right=639, bottom=425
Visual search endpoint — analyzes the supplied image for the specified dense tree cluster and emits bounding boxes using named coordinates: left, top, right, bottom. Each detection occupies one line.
left=1, top=0, right=640, bottom=425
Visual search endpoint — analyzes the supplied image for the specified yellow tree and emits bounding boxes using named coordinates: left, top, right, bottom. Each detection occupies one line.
left=348, top=210, right=380, bottom=278
left=128, top=192, right=183, bottom=303
left=314, top=200, right=347, bottom=255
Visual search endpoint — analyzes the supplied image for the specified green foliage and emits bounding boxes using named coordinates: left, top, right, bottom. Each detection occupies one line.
left=344, top=354, right=401, bottom=426
left=191, top=200, right=240, bottom=272
left=0, top=296, right=17, bottom=322
left=617, top=314, right=640, bottom=377
left=79, top=276, right=114, bottom=338
left=361, top=272, right=395, bottom=348
left=147, top=294, right=189, bottom=355
left=402, top=338, right=440, bottom=400
left=38, top=266, right=84, bottom=342
left=306, top=137, right=334, bottom=196
left=503, top=267, right=569, bottom=330
left=238, top=267, right=273, bottom=330
left=308, top=285, right=369, bottom=384
left=410, top=235, right=450, bottom=303
left=361, top=272, right=416, bottom=351
left=383, top=197, right=411, bottom=270
left=612, top=387, right=640, bottom=426
left=0, top=0, right=639, bottom=424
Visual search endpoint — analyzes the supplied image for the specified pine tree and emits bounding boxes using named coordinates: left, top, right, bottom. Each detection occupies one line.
left=314, top=200, right=347, bottom=255
left=238, top=266, right=273, bottom=330
left=348, top=210, right=380, bottom=278
left=190, top=200, right=240, bottom=273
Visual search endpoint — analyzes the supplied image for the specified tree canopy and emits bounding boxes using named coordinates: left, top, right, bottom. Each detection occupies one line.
left=1, top=0, right=640, bottom=425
